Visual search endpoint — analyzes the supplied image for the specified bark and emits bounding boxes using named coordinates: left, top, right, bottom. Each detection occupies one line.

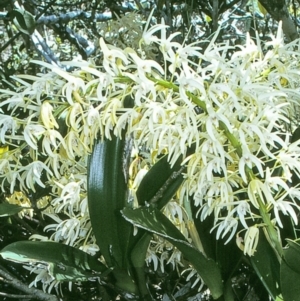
left=259, top=0, right=299, bottom=41
left=0, top=264, right=59, bottom=301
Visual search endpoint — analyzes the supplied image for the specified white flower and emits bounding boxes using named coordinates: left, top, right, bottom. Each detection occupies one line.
left=183, top=267, right=204, bottom=290
left=248, top=178, right=273, bottom=208
left=205, top=156, right=227, bottom=181
left=132, top=168, right=148, bottom=190
left=42, top=129, right=66, bottom=157
left=127, top=75, right=156, bottom=106
left=23, top=263, right=55, bottom=290
left=127, top=50, right=164, bottom=82
left=154, top=18, right=181, bottom=60
left=205, top=105, right=232, bottom=141
left=0, top=114, right=18, bottom=144
left=23, top=124, right=46, bottom=150
left=53, top=69, right=86, bottom=105
left=228, top=201, right=251, bottom=229
left=242, top=226, right=259, bottom=256
left=4, top=169, right=23, bottom=194
left=164, top=202, right=184, bottom=224
left=45, top=216, right=85, bottom=246
left=100, top=38, right=129, bottom=75
left=277, top=142, right=300, bottom=182
left=40, top=102, right=59, bottom=129
left=44, top=153, right=62, bottom=179
left=211, top=217, right=238, bottom=244
left=20, top=161, right=53, bottom=192
left=264, top=167, right=290, bottom=193
left=140, top=9, right=168, bottom=46
left=79, top=244, right=99, bottom=256
left=52, top=180, right=83, bottom=214
left=272, top=199, right=299, bottom=228
left=265, top=21, right=284, bottom=48
left=64, top=130, right=89, bottom=159
left=239, top=146, right=264, bottom=184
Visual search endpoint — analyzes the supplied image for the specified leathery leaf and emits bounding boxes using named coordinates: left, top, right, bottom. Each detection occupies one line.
left=87, top=134, right=132, bottom=269
left=0, top=241, right=109, bottom=281
left=136, top=154, right=184, bottom=209
left=122, top=207, right=223, bottom=300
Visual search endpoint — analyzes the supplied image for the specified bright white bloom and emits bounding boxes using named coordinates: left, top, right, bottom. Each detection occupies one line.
left=100, top=37, right=129, bottom=75
left=23, top=124, right=46, bottom=150
left=42, top=129, right=66, bottom=157
left=127, top=51, right=164, bottom=81
left=0, top=114, right=18, bottom=144
left=211, top=217, right=238, bottom=244
left=240, top=226, right=260, bottom=256
left=272, top=199, right=299, bottom=228
left=20, top=161, right=53, bottom=192
left=239, top=146, right=264, bottom=184
left=52, top=68, right=86, bottom=105
left=45, top=216, right=86, bottom=246
left=23, top=263, right=57, bottom=292
left=228, top=201, right=251, bottom=229
left=40, top=101, right=59, bottom=129
left=52, top=180, right=83, bottom=215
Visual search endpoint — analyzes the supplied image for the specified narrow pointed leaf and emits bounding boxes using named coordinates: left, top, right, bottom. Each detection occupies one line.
left=283, top=239, right=300, bottom=273
left=87, top=134, right=132, bottom=269
left=250, top=229, right=280, bottom=300
left=136, top=155, right=184, bottom=209
left=130, top=233, right=152, bottom=298
left=122, top=207, right=223, bottom=299
left=0, top=202, right=27, bottom=217
left=0, top=241, right=109, bottom=281
left=281, top=239, right=300, bottom=301
left=281, top=261, right=300, bottom=301
left=11, top=9, right=36, bottom=35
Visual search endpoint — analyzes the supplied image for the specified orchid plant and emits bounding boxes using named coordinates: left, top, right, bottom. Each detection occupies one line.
left=1, top=15, right=300, bottom=300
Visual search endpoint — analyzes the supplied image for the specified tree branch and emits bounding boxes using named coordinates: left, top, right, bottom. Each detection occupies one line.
left=36, top=11, right=112, bottom=25
left=0, top=10, right=113, bottom=23
left=0, top=264, right=59, bottom=301
left=258, top=0, right=299, bottom=41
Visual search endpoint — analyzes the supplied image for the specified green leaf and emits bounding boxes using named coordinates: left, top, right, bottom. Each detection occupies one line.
left=122, top=207, right=223, bottom=300
left=281, top=239, right=300, bottom=301
left=0, top=202, right=27, bottom=217
left=128, top=155, right=185, bottom=298
left=0, top=241, right=109, bottom=281
left=216, top=236, right=242, bottom=281
left=11, top=9, right=35, bottom=35
left=281, top=262, right=300, bottom=301
left=88, top=134, right=139, bottom=294
left=88, top=134, right=132, bottom=268
left=250, top=229, right=280, bottom=300
left=130, top=233, right=152, bottom=298
left=284, top=239, right=300, bottom=273
left=136, top=155, right=184, bottom=209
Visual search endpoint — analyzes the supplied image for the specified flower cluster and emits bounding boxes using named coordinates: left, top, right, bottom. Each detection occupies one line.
left=1, top=17, right=300, bottom=288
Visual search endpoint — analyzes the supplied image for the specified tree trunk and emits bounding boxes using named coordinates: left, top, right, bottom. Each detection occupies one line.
left=259, top=0, right=298, bottom=41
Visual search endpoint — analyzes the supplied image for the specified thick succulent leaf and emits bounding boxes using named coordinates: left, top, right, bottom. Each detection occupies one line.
left=0, top=241, right=109, bottom=281
left=129, top=155, right=185, bottom=298
left=281, top=239, right=300, bottom=301
left=87, top=134, right=132, bottom=269
left=216, top=237, right=242, bottom=281
left=250, top=229, right=280, bottom=300
left=11, top=9, right=36, bottom=35
left=136, top=155, right=184, bottom=209
left=130, top=232, right=152, bottom=298
left=283, top=239, right=300, bottom=273
left=281, top=262, right=300, bottom=301
left=0, top=202, right=26, bottom=217
left=122, top=207, right=223, bottom=300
